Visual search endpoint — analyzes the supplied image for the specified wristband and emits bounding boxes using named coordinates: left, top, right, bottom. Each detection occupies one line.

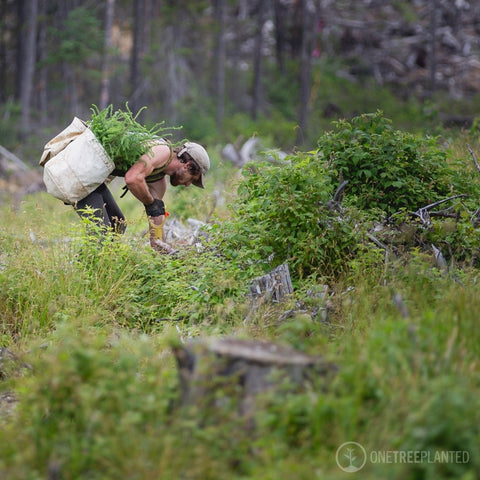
left=145, top=199, right=165, bottom=217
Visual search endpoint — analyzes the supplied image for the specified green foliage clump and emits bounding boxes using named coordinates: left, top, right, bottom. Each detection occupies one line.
left=215, top=152, right=363, bottom=281
left=0, top=327, right=178, bottom=479
left=89, top=104, right=178, bottom=172
left=213, top=112, right=480, bottom=281
left=320, top=111, right=453, bottom=214
left=115, top=244, right=248, bottom=326
left=424, top=211, right=480, bottom=267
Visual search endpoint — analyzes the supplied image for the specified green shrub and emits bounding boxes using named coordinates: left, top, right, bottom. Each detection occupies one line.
left=0, top=326, right=179, bottom=480
left=115, top=243, right=248, bottom=327
left=215, top=151, right=363, bottom=281
left=320, top=111, right=453, bottom=214
left=213, top=112, right=480, bottom=284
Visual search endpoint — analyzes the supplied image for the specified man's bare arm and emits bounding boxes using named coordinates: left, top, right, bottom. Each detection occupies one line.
left=124, top=144, right=171, bottom=205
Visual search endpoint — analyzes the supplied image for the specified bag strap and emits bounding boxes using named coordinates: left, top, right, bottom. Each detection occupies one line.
left=120, top=141, right=174, bottom=198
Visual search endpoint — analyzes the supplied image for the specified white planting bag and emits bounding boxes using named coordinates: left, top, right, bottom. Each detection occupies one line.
left=40, top=117, right=88, bottom=166
left=41, top=119, right=114, bottom=204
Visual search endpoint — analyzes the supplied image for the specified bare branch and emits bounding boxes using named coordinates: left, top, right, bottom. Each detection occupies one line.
left=431, top=244, right=448, bottom=273
left=0, top=145, right=29, bottom=171
left=420, top=194, right=468, bottom=211
left=467, top=143, right=480, bottom=175
left=366, top=233, right=389, bottom=250
left=429, top=211, right=459, bottom=219
left=410, top=194, right=468, bottom=225
left=333, top=180, right=349, bottom=203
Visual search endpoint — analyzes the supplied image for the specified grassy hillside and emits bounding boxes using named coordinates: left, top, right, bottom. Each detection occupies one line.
left=1, top=117, right=479, bottom=479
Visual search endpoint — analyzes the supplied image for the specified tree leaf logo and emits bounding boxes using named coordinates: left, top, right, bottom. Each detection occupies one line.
left=336, top=441, right=367, bottom=473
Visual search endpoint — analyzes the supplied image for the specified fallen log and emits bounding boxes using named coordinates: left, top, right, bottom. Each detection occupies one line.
left=221, top=137, right=259, bottom=168
left=0, top=144, right=29, bottom=172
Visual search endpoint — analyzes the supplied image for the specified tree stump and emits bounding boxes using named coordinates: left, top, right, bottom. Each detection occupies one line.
left=173, top=337, right=336, bottom=419
left=244, top=263, right=294, bottom=324
left=248, top=263, right=293, bottom=302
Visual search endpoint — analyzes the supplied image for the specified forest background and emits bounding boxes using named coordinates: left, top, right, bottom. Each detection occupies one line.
left=1, top=1, right=480, bottom=479
left=3, top=0, right=480, bottom=157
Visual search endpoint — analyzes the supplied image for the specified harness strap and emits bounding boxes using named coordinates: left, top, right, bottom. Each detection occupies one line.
left=119, top=141, right=174, bottom=198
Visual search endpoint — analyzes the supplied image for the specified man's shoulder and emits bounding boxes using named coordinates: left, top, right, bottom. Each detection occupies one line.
left=143, top=141, right=171, bottom=165
left=150, top=141, right=172, bottom=155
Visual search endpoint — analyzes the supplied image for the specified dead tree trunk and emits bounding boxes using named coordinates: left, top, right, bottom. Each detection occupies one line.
left=20, top=0, right=38, bottom=133
left=99, top=0, right=115, bottom=109
left=244, top=263, right=294, bottom=324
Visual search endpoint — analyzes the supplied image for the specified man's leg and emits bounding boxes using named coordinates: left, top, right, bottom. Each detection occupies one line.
left=74, top=183, right=126, bottom=234
left=100, top=184, right=127, bottom=234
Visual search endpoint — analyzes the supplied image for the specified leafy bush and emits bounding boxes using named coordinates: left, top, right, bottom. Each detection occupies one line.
left=319, top=111, right=453, bottom=214
left=212, top=112, right=480, bottom=283
left=115, top=244, right=248, bottom=327
left=0, top=326, right=178, bottom=479
left=215, top=152, right=363, bottom=281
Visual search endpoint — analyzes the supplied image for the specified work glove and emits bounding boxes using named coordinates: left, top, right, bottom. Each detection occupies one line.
left=148, top=212, right=168, bottom=242
left=148, top=210, right=176, bottom=254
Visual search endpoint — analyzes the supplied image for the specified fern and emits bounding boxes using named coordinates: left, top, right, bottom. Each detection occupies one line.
left=88, top=104, right=181, bottom=172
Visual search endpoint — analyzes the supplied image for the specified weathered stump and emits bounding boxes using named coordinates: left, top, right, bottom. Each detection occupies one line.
left=244, top=263, right=294, bottom=324
left=173, top=337, right=336, bottom=420
left=248, top=263, right=293, bottom=302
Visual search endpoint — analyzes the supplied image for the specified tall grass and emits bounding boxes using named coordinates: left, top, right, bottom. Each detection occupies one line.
left=1, top=250, right=479, bottom=478
left=1, top=129, right=480, bottom=478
